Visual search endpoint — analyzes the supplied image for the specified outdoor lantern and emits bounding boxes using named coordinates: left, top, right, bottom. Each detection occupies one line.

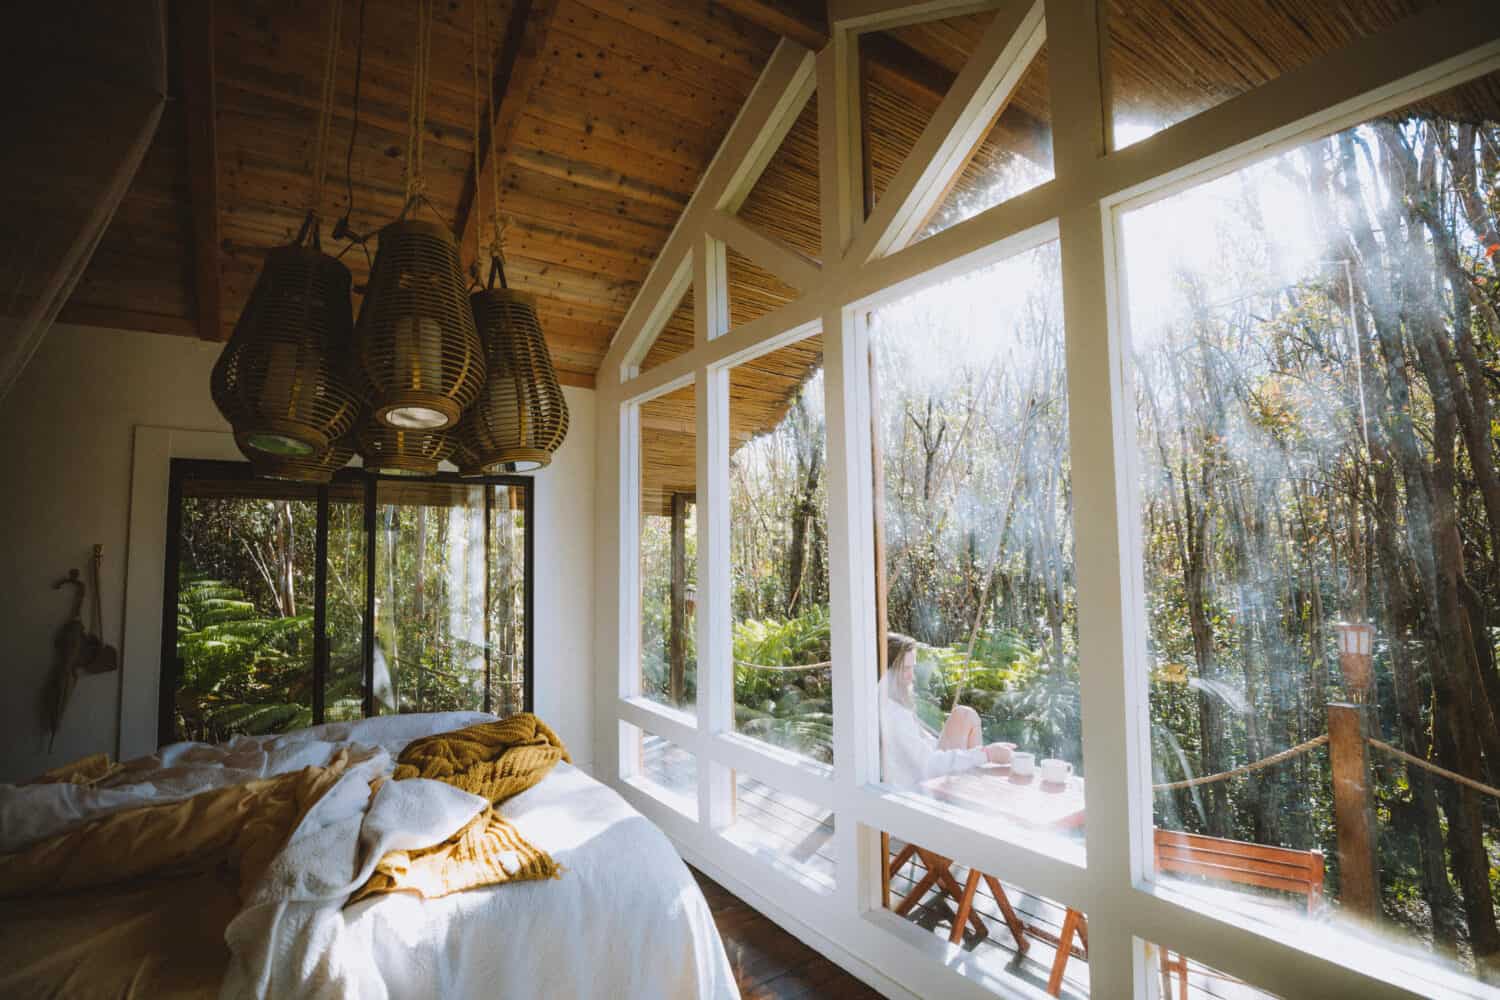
left=212, top=240, right=360, bottom=459
left=684, top=582, right=697, bottom=616
left=354, top=219, right=485, bottom=432
left=1336, top=621, right=1376, bottom=701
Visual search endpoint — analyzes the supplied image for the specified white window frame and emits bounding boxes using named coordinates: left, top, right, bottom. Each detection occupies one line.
left=591, top=2, right=1500, bottom=997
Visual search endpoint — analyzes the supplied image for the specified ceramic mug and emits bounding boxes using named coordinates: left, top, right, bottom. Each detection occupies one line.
left=1011, top=751, right=1036, bottom=778
left=989, top=741, right=1017, bottom=765
left=1041, top=758, right=1074, bottom=784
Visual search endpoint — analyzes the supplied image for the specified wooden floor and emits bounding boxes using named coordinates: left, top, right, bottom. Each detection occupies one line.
left=693, top=867, right=886, bottom=1000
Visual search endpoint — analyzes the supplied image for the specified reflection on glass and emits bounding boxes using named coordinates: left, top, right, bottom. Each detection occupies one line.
left=622, top=721, right=698, bottom=820
left=639, top=383, right=698, bottom=712
left=915, top=45, right=1052, bottom=244
left=724, top=773, right=834, bottom=893
left=173, top=478, right=317, bottom=742
left=872, top=241, right=1083, bottom=856
left=1146, top=939, right=1281, bottom=1000
left=884, top=829, right=1090, bottom=996
left=729, top=335, right=832, bottom=763
left=1124, top=73, right=1500, bottom=989
left=1105, top=0, right=1438, bottom=148
left=324, top=480, right=366, bottom=722
left=488, top=485, right=527, bottom=717
left=373, top=480, right=486, bottom=714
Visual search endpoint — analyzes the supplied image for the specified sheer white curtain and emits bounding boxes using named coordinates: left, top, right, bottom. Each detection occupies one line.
left=0, top=1, right=167, bottom=400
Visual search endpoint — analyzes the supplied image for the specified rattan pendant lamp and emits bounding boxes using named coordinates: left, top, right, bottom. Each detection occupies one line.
left=460, top=256, right=570, bottom=472
left=352, top=0, right=483, bottom=445
left=212, top=0, right=357, bottom=465
left=455, top=2, right=569, bottom=475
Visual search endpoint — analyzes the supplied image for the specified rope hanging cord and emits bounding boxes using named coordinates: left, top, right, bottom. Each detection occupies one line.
left=1367, top=737, right=1500, bottom=801
left=404, top=0, right=435, bottom=208
left=309, top=0, right=343, bottom=220
left=1152, top=734, right=1329, bottom=792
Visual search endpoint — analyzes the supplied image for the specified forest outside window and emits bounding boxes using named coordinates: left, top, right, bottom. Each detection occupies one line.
left=637, top=382, right=698, bottom=714
left=729, top=333, right=832, bottom=764
left=162, top=460, right=532, bottom=745
left=870, top=239, right=1084, bottom=859
left=1123, top=71, right=1500, bottom=988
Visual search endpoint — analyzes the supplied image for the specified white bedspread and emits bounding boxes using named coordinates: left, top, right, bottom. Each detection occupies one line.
left=3, top=713, right=738, bottom=1000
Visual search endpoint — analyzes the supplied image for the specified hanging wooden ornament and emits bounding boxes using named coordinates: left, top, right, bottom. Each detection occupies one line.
left=460, top=258, right=570, bottom=472
left=212, top=226, right=359, bottom=458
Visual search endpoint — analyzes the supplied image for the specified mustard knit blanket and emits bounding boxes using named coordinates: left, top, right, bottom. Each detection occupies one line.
left=351, top=713, right=570, bottom=903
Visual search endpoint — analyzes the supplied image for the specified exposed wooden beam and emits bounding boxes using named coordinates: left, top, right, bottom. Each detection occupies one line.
left=715, top=0, right=828, bottom=52
left=175, top=0, right=224, bottom=342
left=455, top=0, right=558, bottom=273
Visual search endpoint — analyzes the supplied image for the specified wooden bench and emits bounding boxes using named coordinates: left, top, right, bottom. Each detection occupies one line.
left=1153, top=829, right=1323, bottom=999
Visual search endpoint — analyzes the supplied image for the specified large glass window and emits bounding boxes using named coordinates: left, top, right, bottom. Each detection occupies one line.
left=1123, top=73, right=1500, bottom=986
left=637, top=382, right=698, bottom=712
left=871, top=241, right=1084, bottom=859
left=163, top=461, right=533, bottom=744
left=729, top=334, right=832, bottom=763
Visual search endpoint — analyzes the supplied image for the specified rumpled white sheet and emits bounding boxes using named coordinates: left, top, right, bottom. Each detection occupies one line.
left=4, top=713, right=738, bottom=1000
left=0, top=712, right=492, bottom=852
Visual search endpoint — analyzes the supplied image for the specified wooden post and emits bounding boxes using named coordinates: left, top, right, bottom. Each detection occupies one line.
left=1327, top=702, right=1378, bottom=920
left=669, top=492, right=688, bottom=706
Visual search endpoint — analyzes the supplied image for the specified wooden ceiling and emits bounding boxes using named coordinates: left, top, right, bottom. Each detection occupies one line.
left=60, top=0, right=844, bottom=389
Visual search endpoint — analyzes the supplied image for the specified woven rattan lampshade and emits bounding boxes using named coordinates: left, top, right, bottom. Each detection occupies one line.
left=354, top=218, right=485, bottom=432
left=355, top=418, right=452, bottom=477
left=212, top=244, right=360, bottom=458
left=451, top=430, right=487, bottom=478
left=251, top=439, right=355, bottom=484
left=462, top=286, right=569, bottom=472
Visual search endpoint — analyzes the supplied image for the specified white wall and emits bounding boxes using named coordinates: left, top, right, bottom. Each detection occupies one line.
left=0, top=323, right=595, bottom=783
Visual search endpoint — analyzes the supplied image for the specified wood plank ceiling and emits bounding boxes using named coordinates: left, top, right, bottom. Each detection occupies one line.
left=62, top=0, right=840, bottom=389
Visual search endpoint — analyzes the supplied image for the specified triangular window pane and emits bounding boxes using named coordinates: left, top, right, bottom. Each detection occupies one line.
left=727, top=246, right=799, bottom=331
left=914, top=43, right=1053, bottom=243
left=859, top=10, right=996, bottom=215
left=737, top=91, right=821, bottom=261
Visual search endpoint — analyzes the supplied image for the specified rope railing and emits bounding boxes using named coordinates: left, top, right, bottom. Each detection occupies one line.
left=734, top=659, right=832, bottom=672
left=1366, top=737, right=1500, bottom=801
left=1152, top=734, right=1329, bottom=791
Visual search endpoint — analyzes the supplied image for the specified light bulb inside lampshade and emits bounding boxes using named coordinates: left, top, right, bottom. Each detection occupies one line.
left=244, top=432, right=317, bottom=456
left=384, top=404, right=450, bottom=429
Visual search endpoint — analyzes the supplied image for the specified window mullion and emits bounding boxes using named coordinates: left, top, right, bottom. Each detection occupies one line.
left=1048, top=0, right=1152, bottom=992
left=312, top=485, right=329, bottom=724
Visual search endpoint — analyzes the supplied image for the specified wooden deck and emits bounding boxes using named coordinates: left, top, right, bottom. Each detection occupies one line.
left=644, top=736, right=1275, bottom=999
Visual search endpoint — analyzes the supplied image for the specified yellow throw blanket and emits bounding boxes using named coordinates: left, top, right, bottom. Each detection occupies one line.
left=351, top=713, right=570, bottom=903
left=0, top=752, right=350, bottom=902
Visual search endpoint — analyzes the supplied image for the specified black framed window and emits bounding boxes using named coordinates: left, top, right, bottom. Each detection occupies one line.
left=160, top=460, right=533, bottom=745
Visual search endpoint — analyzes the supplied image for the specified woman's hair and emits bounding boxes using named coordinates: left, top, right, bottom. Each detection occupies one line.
left=886, top=632, right=918, bottom=672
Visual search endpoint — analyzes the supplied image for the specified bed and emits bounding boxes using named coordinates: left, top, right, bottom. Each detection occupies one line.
left=0, top=712, right=738, bottom=999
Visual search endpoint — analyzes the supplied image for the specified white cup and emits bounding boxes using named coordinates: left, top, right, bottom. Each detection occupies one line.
left=990, top=742, right=1016, bottom=764
left=1011, top=751, right=1035, bottom=778
left=1040, top=758, right=1074, bottom=784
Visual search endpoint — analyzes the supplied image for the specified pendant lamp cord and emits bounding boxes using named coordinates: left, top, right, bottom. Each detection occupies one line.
left=306, top=0, right=343, bottom=246
left=334, top=0, right=369, bottom=262
left=403, top=0, right=436, bottom=216
left=470, top=0, right=510, bottom=290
